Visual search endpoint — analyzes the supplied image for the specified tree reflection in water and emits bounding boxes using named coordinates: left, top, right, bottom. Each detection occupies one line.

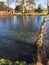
left=0, top=16, right=44, bottom=63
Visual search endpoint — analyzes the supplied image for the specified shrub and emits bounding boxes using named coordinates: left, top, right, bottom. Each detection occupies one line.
left=35, top=5, right=43, bottom=13
left=0, top=59, right=35, bottom=65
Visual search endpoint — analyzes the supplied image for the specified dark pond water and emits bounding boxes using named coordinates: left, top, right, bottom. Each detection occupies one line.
left=0, top=16, right=44, bottom=63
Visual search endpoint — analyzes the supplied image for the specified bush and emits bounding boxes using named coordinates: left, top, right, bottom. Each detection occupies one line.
left=35, top=5, right=43, bottom=13
left=0, top=59, right=35, bottom=65
left=19, top=61, right=27, bottom=65
left=0, top=59, right=12, bottom=65
left=15, top=61, right=20, bottom=65
left=15, top=4, right=27, bottom=13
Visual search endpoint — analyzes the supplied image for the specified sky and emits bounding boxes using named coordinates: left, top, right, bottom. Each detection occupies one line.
left=0, top=0, right=47, bottom=8
left=35, top=0, right=47, bottom=8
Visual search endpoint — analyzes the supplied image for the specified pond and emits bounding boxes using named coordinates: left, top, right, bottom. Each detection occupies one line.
left=0, top=16, right=44, bottom=63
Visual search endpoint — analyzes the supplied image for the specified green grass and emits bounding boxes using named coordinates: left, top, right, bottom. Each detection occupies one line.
left=34, top=11, right=48, bottom=16
left=14, top=11, right=48, bottom=16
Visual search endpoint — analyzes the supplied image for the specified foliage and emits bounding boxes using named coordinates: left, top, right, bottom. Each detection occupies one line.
left=15, top=5, right=20, bottom=12
left=35, top=5, right=43, bottom=13
left=0, top=58, right=35, bottom=65
left=0, top=59, right=12, bottom=65
left=29, top=0, right=35, bottom=5
left=0, top=2, right=7, bottom=8
left=15, top=4, right=27, bottom=13
left=0, top=1, right=13, bottom=11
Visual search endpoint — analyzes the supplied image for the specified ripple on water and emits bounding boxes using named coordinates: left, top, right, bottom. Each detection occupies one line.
left=0, top=16, right=44, bottom=63
left=0, top=27, right=37, bottom=63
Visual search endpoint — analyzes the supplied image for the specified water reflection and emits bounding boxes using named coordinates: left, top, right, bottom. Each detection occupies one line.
left=0, top=16, right=44, bottom=63
left=0, top=16, right=44, bottom=32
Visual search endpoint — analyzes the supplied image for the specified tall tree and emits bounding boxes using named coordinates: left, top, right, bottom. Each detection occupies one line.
left=6, top=0, right=14, bottom=7
left=47, top=0, right=49, bottom=14
left=22, top=0, right=25, bottom=13
left=25, top=0, right=35, bottom=10
left=29, top=0, right=35, bottom=10
left=15, top=0, right=24, bottom=13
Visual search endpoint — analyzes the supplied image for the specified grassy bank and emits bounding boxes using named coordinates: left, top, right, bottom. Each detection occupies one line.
left=0, top=11, right=48, bottom=16
left=14, top=12, right=47, bottom=16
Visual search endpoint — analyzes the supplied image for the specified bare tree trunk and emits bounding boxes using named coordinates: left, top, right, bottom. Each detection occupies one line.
left=29, top=0, right=30, bottom=13
left=22, top=0, right=25, bottom=13
left=7, top=0, right=10, bottom=7
left=36, top=18, right=47, bottom=65
left=47, top=6, right=49, bottom=14
left=23, top=4, right=24, bottom=13
left=47, top=1, right=49, bottom=14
